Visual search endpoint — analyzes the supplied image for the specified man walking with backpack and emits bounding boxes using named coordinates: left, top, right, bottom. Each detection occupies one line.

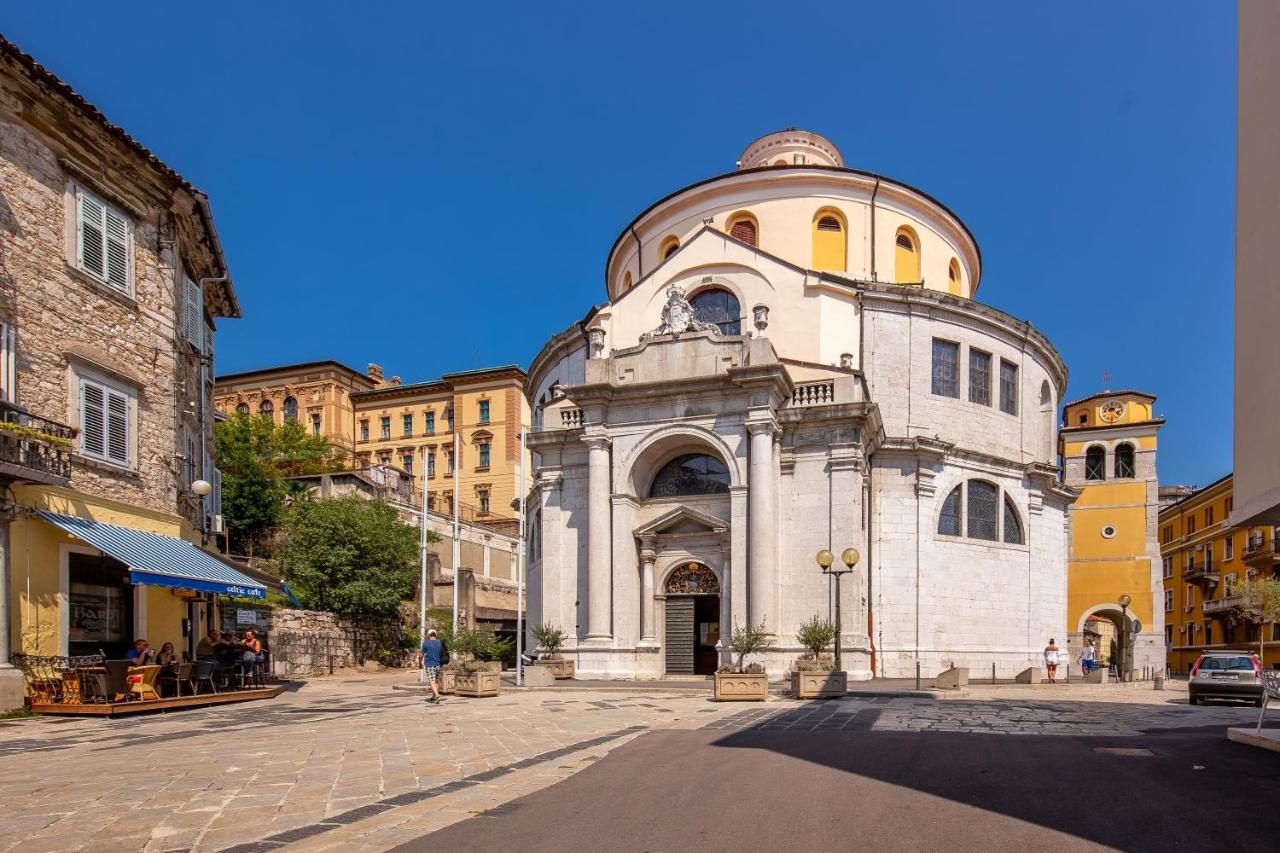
left=420, top=628, right=447, bottom=705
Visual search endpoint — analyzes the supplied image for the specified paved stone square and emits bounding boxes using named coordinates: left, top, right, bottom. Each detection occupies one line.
left=0, top=675, right=1274, bottom=853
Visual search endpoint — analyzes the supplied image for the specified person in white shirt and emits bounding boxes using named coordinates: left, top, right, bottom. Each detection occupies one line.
left=1080, top=638, right=1097, bottom=676
left=1043, top=638, right=1061, bottom=684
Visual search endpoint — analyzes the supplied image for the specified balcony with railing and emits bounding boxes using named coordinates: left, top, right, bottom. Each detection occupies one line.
left=0, top=400, right=76, bottom=485
left=1203, top=594, right=1244, bottom=616
left=1183, top=560, right=1217, bottom=581
left=1243, top=533, right=1280, bottom=568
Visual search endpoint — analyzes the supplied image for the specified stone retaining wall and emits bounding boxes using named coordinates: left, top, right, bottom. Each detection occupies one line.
left=232, top=608, right=406, bottom=678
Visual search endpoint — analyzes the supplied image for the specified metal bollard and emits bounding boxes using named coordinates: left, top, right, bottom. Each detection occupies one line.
left=992, top=663, right=997, bottom=685
left=916, top=661, right=921, bottom=690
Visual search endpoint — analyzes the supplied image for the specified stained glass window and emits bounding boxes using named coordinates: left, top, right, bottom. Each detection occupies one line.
left=648, top=453, right=730, bottom=497
left=967, top=480, right=998, bottom=541
left=690, top=289, right=741, bottom=335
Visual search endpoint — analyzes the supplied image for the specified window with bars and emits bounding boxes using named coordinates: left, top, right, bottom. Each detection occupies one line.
left=938, top=486, right=962, bottom=536
left=931, top=339, right=959, bottom=397
left=1114, top=443, right=1135, bottom=478
left=80, top=377, right=130, bottom=466
left=1002, top=496, right=1023, bottom=544
left=1085, top=446, right=1105, bottom=481
left=967, top=481, right=999, bottom=541
left=968, top=349, right=991, bottom=406
left=76, top=188, right=131, bottom=291
left=999, top=360, right=1018, bottom=415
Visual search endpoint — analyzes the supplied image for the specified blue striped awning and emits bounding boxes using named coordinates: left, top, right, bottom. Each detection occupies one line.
left=37, top=510, right=267, bottom=599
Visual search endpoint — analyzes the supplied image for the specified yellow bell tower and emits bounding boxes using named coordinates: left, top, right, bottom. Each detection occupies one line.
left=1060, top=390, right=1164, bottom=677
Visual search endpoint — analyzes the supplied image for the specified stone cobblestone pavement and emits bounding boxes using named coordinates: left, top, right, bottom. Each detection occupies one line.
left=0, top=675, right=1266, bottom=853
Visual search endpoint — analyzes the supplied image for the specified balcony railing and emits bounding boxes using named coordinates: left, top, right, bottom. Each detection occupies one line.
left=1244, top=535, right=1280, bottom=565
left=561, top=408, right=583, bottom=428
left=1203, top=595, right=1244, bottom=616
left=0, top=400, right=76, bottom=483
left=791, top=380, right=836, bottom=407
left=1184, top=561, right=1214, bottom=580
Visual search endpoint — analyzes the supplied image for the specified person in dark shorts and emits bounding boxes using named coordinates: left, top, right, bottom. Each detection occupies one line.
left=420, top=628, right=445, bottom=704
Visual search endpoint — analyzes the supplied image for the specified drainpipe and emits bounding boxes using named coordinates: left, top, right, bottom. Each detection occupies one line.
left=630, top=224, right=644, bottom=282
left=866, top=465, right=876, bottom=676
left=869, top=177, right=881, bottom=281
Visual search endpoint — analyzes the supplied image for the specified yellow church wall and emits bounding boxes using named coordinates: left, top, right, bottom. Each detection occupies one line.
left=1071, top=482, right=1147, bottom=508
left=1070, top=506, right=1148, bottom=557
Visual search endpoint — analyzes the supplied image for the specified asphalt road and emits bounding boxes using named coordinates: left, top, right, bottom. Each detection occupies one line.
left=392, top=705, right=1280, bottom=853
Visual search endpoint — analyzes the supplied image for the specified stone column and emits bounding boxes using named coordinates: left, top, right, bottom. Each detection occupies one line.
left=639, top=541, right=656, bottom=645
left=584, top=435, right=612, bottom=641
left=747, top=421, right=777, bottom=634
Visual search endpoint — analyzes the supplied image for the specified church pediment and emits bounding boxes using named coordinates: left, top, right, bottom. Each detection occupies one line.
left=633, top=504, right=729, bottom=537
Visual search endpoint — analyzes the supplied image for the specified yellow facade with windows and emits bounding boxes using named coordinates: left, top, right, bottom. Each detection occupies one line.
left=1060, top=391, right=1165, bottom=674
left=1160, top=474, right=1280, bottom=672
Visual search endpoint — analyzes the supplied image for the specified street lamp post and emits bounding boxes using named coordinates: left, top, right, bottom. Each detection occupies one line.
left=816, top=548, right=860, bottom=672
left=1118, top=593, right=1132, bottom=682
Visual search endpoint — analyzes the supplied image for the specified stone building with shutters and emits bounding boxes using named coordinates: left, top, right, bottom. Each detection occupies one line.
left=525, top=130, right=1077, bottom=679
left=0, top=36, right=269, bottom=708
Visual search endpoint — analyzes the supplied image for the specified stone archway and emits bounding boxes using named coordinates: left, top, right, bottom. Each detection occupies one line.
left=661, top=562, right=721, bottom=676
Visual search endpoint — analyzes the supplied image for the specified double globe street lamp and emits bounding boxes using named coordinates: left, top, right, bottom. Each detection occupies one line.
left=815, top=547, right=860, bottom=672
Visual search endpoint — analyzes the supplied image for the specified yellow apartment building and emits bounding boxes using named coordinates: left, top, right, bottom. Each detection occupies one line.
left=1161, top=473, right=1280, bottom=672
left=215, top=362, right=530, bottom=520
left=1060, top=390, right=1164, bottom=675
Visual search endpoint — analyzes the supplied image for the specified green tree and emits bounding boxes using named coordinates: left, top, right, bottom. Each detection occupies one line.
left=272, top=495, right=419, bottom=618
left=726, top=622, right=773, bottom=673
left=1238, top=576, right=1280, bottom=661
left=215, top=414, right=284, bottom=555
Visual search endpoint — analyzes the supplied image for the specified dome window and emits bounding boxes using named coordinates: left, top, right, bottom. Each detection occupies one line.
left=895, top=227, right=920, bottom=283
left=817, top=216, right=842, bottom=232
left=727, top=213, right=758, bottom=247
left=660, top=236, right=680, bottom=261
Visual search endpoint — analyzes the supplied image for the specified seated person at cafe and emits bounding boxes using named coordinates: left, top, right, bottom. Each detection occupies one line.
left=239, top=629, right=264, bottom=675
left=196, top=629, right=223, bottom=660
left=125, top=638, right=156, bottom=665
left=155, top=642, right=179, bottom=665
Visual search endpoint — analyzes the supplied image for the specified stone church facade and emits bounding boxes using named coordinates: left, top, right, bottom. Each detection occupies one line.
left=526, top=130, right=1075, bottom=679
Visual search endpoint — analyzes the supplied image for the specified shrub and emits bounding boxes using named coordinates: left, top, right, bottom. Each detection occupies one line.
left=796, top=615, right=836, bottom=660
left=532, top=622, right=568, bottom=657
left=726, top=622, right=774, bottom=673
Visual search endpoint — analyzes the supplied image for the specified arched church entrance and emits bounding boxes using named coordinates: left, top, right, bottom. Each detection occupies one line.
left=663, top=562, right=721, bottom=676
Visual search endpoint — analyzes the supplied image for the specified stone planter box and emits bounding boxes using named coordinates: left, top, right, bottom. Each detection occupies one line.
left=531, top=658, right=575, bottom=679
left=791, top=670, right=847, bottom=699
left=714, top=672, right=769, bottom=701
left=455, top=669, right=501, bottom=698
left=478, top=661, right=502, bottom=674
left=439, top=669, right=458, bottom=694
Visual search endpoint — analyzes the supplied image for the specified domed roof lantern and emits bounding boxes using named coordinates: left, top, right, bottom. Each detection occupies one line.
left=737, top=128, right=844, bottom=170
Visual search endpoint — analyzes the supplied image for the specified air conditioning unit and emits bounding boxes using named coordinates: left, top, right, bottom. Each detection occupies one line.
left=1184, top=605, right=1194, bottom=613
left=1179, top=626, right=1186, bottom=634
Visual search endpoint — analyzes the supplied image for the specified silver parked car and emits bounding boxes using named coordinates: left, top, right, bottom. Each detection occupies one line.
left=1189, top=651, right=1265, bottom=706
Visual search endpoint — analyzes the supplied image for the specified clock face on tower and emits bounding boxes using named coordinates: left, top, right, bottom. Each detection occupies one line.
left=1099, top=401, right=1124, bottom=423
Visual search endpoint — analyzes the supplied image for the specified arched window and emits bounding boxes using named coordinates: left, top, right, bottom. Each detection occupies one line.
left=648, top=453, right=731, bottom=497
left=772, top=158, right=788, bottom=167
left=690, top=288, right=741, bottom=335
left=947, top=258, right=962, bottom=295
left=660, top=236, right=680, bottom=261
left=236, top=403, right=249, bottom=415
left=895, top=226, right=920, bottom=283
left=728, top=212, right=758, bottom=247
left=938, top=485, right=962, bottom=536
left=1114, top=443, right=1135, bottom=478
left=621, top=271, right=632, bottom=291
left=812, top=209, right=847, bottom=271
left=283, top=396, right=298, bottom=421
left=1085, top=446, right=1106, bottom=481
left=967, top=480, right=998, bottom=541
left=259, top=399, right=273, bottom=416
left=1003, top=496, right=1024, bottom=544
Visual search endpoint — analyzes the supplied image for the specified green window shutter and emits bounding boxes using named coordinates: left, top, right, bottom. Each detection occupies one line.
left=78, top=190, right=106, bottom=279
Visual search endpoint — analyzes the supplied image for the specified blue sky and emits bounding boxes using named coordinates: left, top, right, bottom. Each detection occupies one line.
left=4, top=2, right=1235, bottom=487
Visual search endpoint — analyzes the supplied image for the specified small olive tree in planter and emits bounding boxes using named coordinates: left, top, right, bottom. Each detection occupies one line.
left=451, top=628, right=502, bottom=697
left=714, top=622, right=774, bottom=701
left=791, top=616, right=846, bottom=699
left=530, top=622, right=574, bottom=679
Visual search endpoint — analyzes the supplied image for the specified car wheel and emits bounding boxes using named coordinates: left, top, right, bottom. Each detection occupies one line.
left=1189, top=695, right=1199, bottom=705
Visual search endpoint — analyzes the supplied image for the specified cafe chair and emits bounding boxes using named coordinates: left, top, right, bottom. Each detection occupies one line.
left=100, top=660, right=133, bottom=703
left=127, top=664, right=162, bottom=701
left=157, top=662, right=195, bottom=698
left=192, top=660, right=218, bottom=695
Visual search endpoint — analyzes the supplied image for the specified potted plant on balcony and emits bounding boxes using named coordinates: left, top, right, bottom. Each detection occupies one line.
left=529, top=622, right=574, bottom=679
left=451, top=627, right=503, bottom=698
left=791, top=616, right=847, bottom=699
left=714, top=622, right=773, bottom=701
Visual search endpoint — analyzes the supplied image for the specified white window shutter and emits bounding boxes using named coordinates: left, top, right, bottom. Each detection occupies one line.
left=78, top=190, right=106, bottom=279
left=104, top=207, right=130, bottom=290
left=184, top=276, right=203, bottom=349
left=106, top=388, right=129, bottom=465
left=81, top=381, right=106, bottom=457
